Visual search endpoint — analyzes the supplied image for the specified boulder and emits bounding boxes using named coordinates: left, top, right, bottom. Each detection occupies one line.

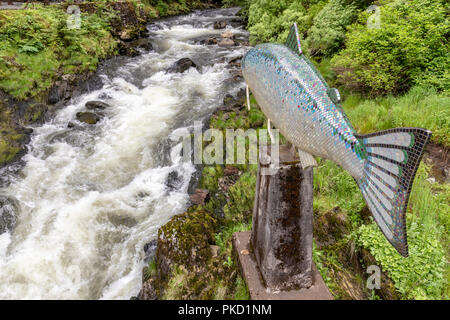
left=85, top=100, right=110, bottom=110
left=166, top=171, right=182, bottom=191
left=226, top=56, right=242, bottom=69
left=166, top=58, right=197, bottom=74
left=189, top=189, right=210, bottom=205
left=118, top=41, right=139, bottom=57
left=200, top=37, right=218, bottom=45
left=144, top=239, right=158, bottom=262
left=156, top=210, right=217, bottom=282
left=213, top=21, right=227, bottom=29
left=132, top=38, right=153, bottom=51
left=119, top=30, right=137, bottom=42
left=76, top=112, right=100, bottom=125
left=221, top=31, right=233, bottom=39
left=48, top=81, right=68, bottom=105
left=218, top=38, right=235, bottom=47
left=223, top=94, right=234, bottom=105
left=0, top=196, right=17, bottom=235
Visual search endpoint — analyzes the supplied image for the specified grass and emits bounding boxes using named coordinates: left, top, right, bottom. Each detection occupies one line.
left=0, top=3, right=119, bottom=100
left=0, top=1, right=208, bottom=101
left=342, top=86, right=450, bottom=147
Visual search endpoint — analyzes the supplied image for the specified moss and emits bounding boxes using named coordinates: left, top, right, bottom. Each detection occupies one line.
left=0, top=139, right=21, bottom=165
left=156, top=210, right=217, bottom=282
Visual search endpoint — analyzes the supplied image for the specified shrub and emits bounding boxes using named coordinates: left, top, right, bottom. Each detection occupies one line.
left=247, top=0, right=313, bottom=44
left=356, top=164, right=449, bottom=300
left=331, top=0, right=449, bottom=96
left=307, top=0, right=358, bottom=57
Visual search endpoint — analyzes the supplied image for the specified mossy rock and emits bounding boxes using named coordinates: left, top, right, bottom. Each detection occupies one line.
left=156, top=210, right=217, bottom=283
left=76, top=112, right=100, bottom=125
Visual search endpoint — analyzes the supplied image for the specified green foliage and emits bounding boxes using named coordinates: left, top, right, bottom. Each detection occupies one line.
left=234, top=275, right=250, bottom=299
left=144, top=259, right=157, bottom=280
left=200, top=165, right=224, bottom=192
left=307, top=0, right=358, bottom=56
left=332, top=0, right=449, bottom=95
left=215, top=221, right=252, bottom=253
left=0, top=139, right=21, bottom=165
left=356, top=164, right=448, bottom=299
left=343, top=86, right=450, bottom=147
left=247, top=0, right=310, bottom=43
left=0, top=5, right=117, bottom=99
left=314, top=158, right=365, bottom=227
left=223, top=166, right=257, bottom=224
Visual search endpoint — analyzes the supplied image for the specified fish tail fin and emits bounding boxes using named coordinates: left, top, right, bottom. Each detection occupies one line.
left=356, top=128, right=432, bottom=257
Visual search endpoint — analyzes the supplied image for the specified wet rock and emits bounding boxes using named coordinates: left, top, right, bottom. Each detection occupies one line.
left=221, top=94, right=244, bottom=111
left=213, top=21, right=227, bottom=29
left=200, top=37, right=218, bottom=45
left=118, top=41, right=139, bottom=57
left=223, top=94, right=234, bottom=105
left=226, top=55, right=242, bottom=68
left=132, top=38, right=153, bottom=51
left=189, top=189, right=210, bottom=205
left=144, top=239, right=158, bottom=262
left=85, top=100, right=110, bottom=110
left=166, top=58, right=197, bottom=74
left=140, top=28, right=150, bottom=38
left=235, top=39, right=250, bottom=46
left=48, top=81, right=69, bottom=105
left=76, top=112, right=100, bottom=125
left=0, top=196, right=17, bottom=235
left=221, top=31, right=233, bottom=39
left=24, top=103, right=48, bottom=124
left=166, top=171, right=182, bottom=191
left=218, top=38, right=235, bottom=47
left=236, top=88, right=246, bottom=99
left=230, top=69, right=243, bottom=79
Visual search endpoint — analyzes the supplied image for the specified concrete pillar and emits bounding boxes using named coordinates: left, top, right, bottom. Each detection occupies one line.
left=251, top=145, right=313, bottom=290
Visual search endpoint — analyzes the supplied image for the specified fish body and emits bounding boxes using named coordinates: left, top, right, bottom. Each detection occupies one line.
left=241, top=24, right=432, bottom=257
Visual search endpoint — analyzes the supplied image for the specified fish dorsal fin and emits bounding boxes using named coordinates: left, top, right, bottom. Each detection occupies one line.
left=285, top=23, right=302, bottom=55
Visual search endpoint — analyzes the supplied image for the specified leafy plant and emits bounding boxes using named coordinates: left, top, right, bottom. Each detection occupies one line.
left=331, top=0, right=449, bottom=95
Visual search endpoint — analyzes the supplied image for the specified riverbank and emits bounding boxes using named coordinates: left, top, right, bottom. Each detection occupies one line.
left=0, top=0, right=215, bottom=169
left=0, top=6, right=254, bottom=299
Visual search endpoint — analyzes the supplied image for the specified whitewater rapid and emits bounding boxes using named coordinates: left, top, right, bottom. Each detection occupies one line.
left=0, top=7, right=248, bottom=299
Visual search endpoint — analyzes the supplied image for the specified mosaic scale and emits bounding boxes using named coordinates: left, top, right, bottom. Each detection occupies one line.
left=242, top=23, right=432, bottom=257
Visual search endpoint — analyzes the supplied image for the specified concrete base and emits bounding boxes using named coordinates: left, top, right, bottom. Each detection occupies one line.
left=233, top=231, right=333, bottom=300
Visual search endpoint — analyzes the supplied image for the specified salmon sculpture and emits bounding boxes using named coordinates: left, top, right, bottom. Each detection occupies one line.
left=241, top=23, right=432, bottom=257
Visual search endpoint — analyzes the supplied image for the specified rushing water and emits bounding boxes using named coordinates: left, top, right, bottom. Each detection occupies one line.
left=0, top=8, right=248, bottom=299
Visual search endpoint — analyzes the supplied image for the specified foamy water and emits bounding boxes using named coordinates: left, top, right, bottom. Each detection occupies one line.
left=0, top=7, right=248, bottom=299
